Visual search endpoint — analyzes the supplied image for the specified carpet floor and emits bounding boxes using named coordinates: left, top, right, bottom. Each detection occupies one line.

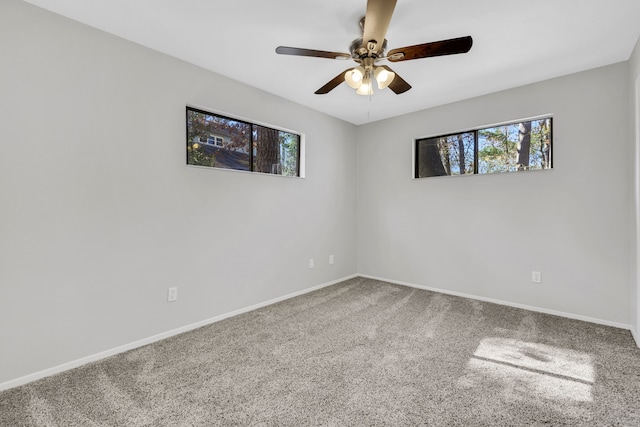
left=1, top=277, right=640, bottom=426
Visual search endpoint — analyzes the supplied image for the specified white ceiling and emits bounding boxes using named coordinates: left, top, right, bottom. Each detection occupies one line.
left=22, top=0, right=640, bottom=125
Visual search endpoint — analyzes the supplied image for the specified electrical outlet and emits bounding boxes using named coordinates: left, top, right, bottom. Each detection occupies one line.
left=531, top=271, right=541, bottom=283
left=309, top=258, right=314, bottom=269
left=329, top=254, right=334, bottom=265
left=168, top=287, right=178, bottom=302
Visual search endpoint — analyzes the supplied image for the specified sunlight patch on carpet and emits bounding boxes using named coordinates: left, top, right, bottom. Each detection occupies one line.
left=459, top=337, right=594, bottom=402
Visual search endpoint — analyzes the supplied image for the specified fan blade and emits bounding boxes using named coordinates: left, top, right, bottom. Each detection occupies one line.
left=387, top=36, right=473, bottom=62
left=362, top=0, right=397, bottom=50
left=276, top=46, right=351, bottom=60
left=381, top=65, right=411, bottom=94
left=315, top=69, right=352, bottom=94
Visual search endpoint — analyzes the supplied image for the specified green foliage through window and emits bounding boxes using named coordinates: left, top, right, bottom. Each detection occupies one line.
left=186, top=107, right=301, bottom=177
left=415, top=117, right=552, bottom=178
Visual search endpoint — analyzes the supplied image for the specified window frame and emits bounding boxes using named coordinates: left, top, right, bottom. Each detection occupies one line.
left=414, top=115, right=553, bottom=179
left=186, top=106, right=303, bottom=178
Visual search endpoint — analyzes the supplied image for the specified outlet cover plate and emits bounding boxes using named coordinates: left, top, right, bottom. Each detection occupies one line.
left=531, top=271, right=541, bottom=283
left=168, top=287, right=178, bottom=302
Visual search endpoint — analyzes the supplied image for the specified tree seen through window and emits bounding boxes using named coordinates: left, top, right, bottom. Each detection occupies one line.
left=186, top=107, right=301, bottom=177
left=416, top=117, right=552, bottom=178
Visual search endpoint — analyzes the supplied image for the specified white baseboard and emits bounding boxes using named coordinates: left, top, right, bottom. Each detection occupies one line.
left=0, top=274, right=357, bottom=392
left=632, top=327, right=640, bottom=348
left=359, top=274, right=633, bottom=331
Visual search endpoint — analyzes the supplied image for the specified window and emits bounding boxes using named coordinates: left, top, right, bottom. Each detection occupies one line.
left=186, top=107, right=301, bottom=177
left=205, top=135, right=224, bottom=146
left=415, top=116, right=552, bottom=178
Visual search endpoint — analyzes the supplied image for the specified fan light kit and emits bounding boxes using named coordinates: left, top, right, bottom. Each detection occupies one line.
left=276, top=0, right=473, bottom=96
left=344, top=56, right=395, bottom=95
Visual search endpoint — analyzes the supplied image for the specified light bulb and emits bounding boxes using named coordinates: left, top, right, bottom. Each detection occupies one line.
left=356, top=76, right=373, bottom=95
left=345, top=66, right=365, bottom=89
left=374, top=66, right=395, bottom=89
left=352, top=68, right=363, bottom=82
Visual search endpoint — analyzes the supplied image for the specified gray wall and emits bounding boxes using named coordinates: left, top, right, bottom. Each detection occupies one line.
left=357, top=63, right=632, bottom=325
left=631, top=37, right=640, bottom=340
left=2, top=0, right=638, bottom=389
left=0, top=0, right=358, bottom=385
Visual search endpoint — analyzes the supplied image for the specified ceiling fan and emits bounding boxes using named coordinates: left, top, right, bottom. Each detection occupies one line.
left=275, top=0, right=472, bottom=96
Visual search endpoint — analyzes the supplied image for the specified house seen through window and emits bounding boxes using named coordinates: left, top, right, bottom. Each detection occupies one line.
left=186, top=107, right=301, bottom=177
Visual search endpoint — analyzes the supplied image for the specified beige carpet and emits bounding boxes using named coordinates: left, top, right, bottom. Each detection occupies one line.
left=1, top=277, right=640, bottom=426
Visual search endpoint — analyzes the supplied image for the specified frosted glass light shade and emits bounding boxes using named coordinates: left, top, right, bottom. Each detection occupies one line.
left=345, top=66, right=365, bottom=89
left=356, top=76, right=373, bottom=95
left=374, top=66, right=395, bottom=89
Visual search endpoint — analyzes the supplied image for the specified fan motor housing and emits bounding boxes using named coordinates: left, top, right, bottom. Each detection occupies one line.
left=350, top=37, right=387, bottom=60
